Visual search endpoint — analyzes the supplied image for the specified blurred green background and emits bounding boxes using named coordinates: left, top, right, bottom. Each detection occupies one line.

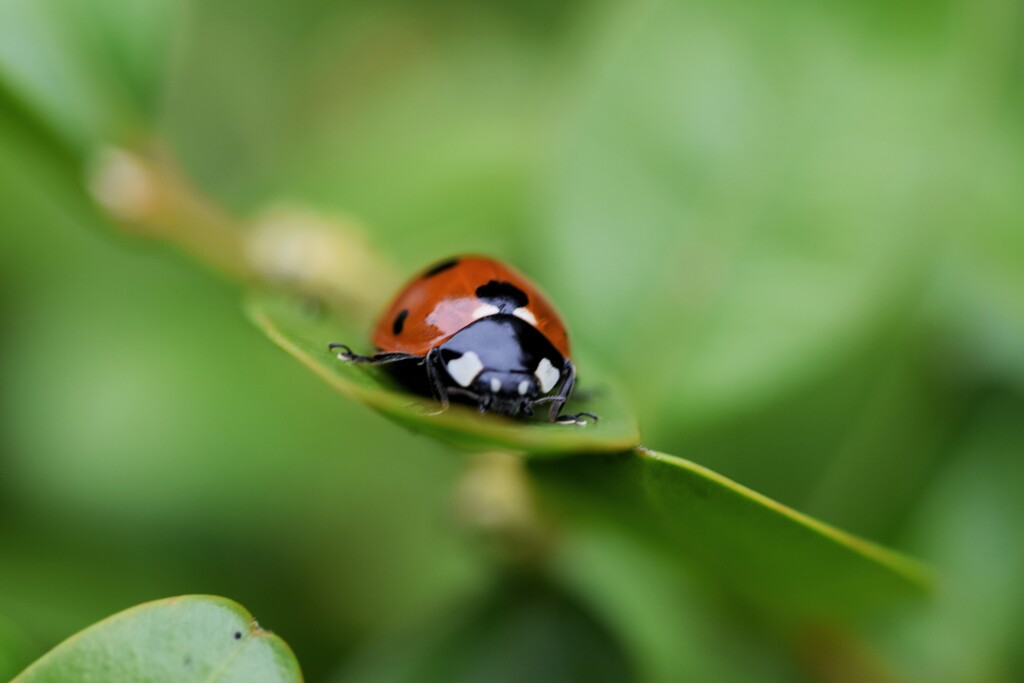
left=1, top=0, right=1022, bottom=681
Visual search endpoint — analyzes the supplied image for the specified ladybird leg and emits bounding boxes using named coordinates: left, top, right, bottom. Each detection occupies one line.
left=424, top=347, right=451, bottom=411
left=447, top=387, right=487, bottom=412
left=328, top=343, right=421, bottom=365
left=519, top=398, right=534, bottom=417
left=532, top=397, right=598, bottom=422
left=544, top=361, right=601, bottom=425
left=546, top=359, right=577, bottom=422
left=328, top=343, right=369, bottom=361
left=554, top=411, right=600, bottom=425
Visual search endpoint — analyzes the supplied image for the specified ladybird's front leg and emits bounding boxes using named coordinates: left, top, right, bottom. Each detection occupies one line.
left=327, top=343, right=422, bottom=365
left=554, top=411, right=600, bottom=426
left=545, top=360, right=575, bottom=422
left=423, top=347, right=452, bottom=411
left=545, top=361, right=599, bottom=425
left=328, top=343, right=370, bottom=362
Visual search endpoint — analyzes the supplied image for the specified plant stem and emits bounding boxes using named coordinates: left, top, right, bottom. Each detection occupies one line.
left=87, top=144, right=396, bottom=316
left=90, top=146, right=251, bottom=280
left=454, top=452, right=557, bottom=567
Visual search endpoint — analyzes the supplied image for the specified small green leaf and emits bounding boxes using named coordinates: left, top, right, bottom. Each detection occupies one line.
left=532, top=448, right=933, bottom=621
left=247, top=292, right=641, bottom=458
left=13, top=595, right=302, bottom=683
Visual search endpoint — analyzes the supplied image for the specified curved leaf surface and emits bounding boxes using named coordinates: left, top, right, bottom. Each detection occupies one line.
left=532, top=448, right=933, bottom=621
left=13, top=595, right=301, bottom=683
left=247, top=292, right=640, bottom=458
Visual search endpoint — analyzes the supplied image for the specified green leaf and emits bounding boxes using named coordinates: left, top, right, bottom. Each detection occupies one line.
left=12, top=596, right=302, bottom=683
left=532, top=448, right=933, bottom=621
left=247, top=292, right=641, bottom=458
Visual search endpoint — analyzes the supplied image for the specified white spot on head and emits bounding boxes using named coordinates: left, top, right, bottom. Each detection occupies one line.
left=513, top=307, right=537, bottom=326
left=517, top=380, right=530, bottom=395
left=446, top=351, right=484, bottom=387
left=472, top=303, right=501, bottom=320
left=490, top=377, right=502, bottom=393
left=535, top=358, right=561, bottom=393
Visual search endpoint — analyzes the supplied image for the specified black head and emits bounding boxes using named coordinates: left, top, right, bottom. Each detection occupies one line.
left=437, top=314, right=566, bottom=417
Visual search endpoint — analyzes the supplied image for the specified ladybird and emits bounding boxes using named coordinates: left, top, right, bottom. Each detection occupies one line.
left=329, top=255, right=597, bottom=424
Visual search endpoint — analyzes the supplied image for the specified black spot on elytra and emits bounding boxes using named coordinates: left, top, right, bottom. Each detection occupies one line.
left=393, top=308, right=409, bottom=335
left=475, top=280, right=528, bottom=311
left=423, top=258, right=459, bottom=277
left=234, top=631, right=242, bottom=640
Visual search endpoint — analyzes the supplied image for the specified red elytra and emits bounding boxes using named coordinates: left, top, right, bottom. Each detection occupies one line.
left=371, top=255, right=570, bottom=358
